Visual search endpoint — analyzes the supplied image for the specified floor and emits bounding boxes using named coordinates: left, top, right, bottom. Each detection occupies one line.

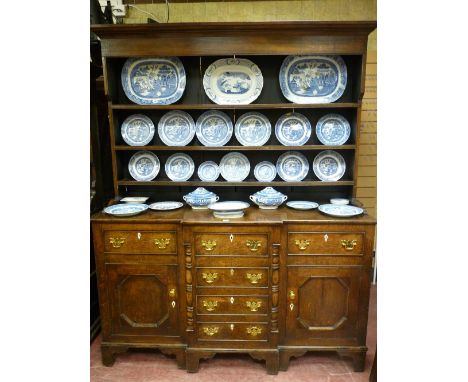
left=91, top=285, right=376, bottom=382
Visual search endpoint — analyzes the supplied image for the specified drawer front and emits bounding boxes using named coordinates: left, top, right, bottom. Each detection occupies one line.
left=104, top=230, right=177, bottom=254
left=195, top=233, right=268, bottom=256
left=198, top=323, right=268, bottom=342
left=196, top=267, right=269, bottom=288
left=196, top=295, right=269, bottom=315
left=288, top=232, right=364, bottom=255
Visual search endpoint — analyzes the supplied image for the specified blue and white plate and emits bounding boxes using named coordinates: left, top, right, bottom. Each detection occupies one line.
left=165, top=153, right=195, bottom=181
left=196, top=111, right=233, bottom=146
left=220, top=152, right=250, bottom=182
left=276, top=151, right=309, bottom=182
left=104, top=203, right=148, bottom=217
left=148, top=201, right=184, bottom=211
left=254, top=161, right=276, bottom=182
left=203, top=58, right=263, bottom=105
left=128, top=151, right=160, bottom=181
left=121, top=57, right=186, bottom=105
left=275, top=112, right=312, bottom=146
left=158, top=110, right=195, bottom=146
left=286, top=201, right=319, bottom=210
left=198, top=161, right=220, bottom=182
left=235, top=112, right=271, bottom=146
left=318, top=204, right=364, bottom=217
left=316, top=114, right=351, bottom=145
left=121, top=114, right=155, bottom=146
left=279, top=55, right=347, bottom=104
left=313, top=150, right=346, bottom=181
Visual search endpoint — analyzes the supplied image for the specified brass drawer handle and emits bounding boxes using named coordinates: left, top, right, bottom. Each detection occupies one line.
left=295, top=239, right=310, bottom=250
left=169, top=288, right=176, bottom=298
left=246, top=273, right=262, bottom=284
left=109, top=237, right=125, bottom=248
left=202, top=272, right=218, bottom=284
left=288, top=290, right=296, bottom=311
left=246, top=326, right=262, bottom=336
left=201, top=240, right=217, bottom=251
left=246, top=240, right=262, bottom=252
left=154, top=238, right=170, bottom=249
left=246, top=300, right=262, bottom=312
left=203, top=326, right=219, bottom=336
left=341, top=239, right=357, bottom=250
left=202, top=300, right=218, bottom=312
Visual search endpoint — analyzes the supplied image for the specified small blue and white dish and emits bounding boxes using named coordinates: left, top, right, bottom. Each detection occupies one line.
left=286, top=201, right=319, bottom=210
left=219, top=152, right=250, bottom=182
left=275, top=112, right=312, bottom=146
left=312, top=150, right=346, bottom=181
left=128, top=151, right=160, bottom=181
left=148, top=201, right=184, bottom=211
left=183, top=187, right=219, bottom=209
left=249, top=187, right=288, bottom=209
left=234, top=112, right=271, bottom=146
left=158, top=110, right=195, bottom=146
left=198, top=161, right=220, bottom=182
left=103, top=203, right=148, bottom=217
left=196, top=110, right=233, bottom=146
left=254, top=161, right=276, bottom=182
left=276, top=151, right=309, bottom=182
left=318, top=204, right=364, bottom=218
left=121, top=114, right=155, bottom=146
left=165, top=153, right=195, bottom=181
left=315, top=114, right=351, bottom=146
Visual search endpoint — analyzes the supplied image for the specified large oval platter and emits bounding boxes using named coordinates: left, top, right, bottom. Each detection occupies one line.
left=276, top=151, right=309, bottom=182
left=121, top=114, right=155, bottom=146
left=279, top=55, right=347, bottom=104
left=104, top=203, right=148, bottom=217
left=275, top=112, right=311, bottom=146
left=128, top=151, right=160, bottom=181
left=158, top=110, right=195, bottom=146
left=235, top=112, right=271, bottom=146
left=313, top=150, right=346, bottom=181
left=196, top=111, right=233, bottom=147
left=148, top=201, right=184, bottom=211
left=318, top=204, right=364, bottom=218
left=220, top=152, right=250, bottom=182
left=165, top=153, right=195, bottom=181
left=315, top=114, right=351, bottom=145
left=121, top=57, right=186, bottom=105
left=203, top=58, right=263, bottom=105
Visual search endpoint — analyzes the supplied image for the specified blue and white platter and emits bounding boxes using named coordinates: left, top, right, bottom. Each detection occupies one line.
left=313, top=150, right=346, bottom=181
left=158, top=110, right=195, bottom=146
left=276, top=151, right=309, bottom=182
left=121, top=114, right=155, bottom=146
left=121, top=57, right=186, bottom=105
left=220, top=152, right=250, bottom=182
left=148, top=201, right=184, bottom=211
left=254, top=161, right=276, bottom=182
left=203, top=58, right=263, bottom=105
left=235, top=112, right=271, bottom=146
left=316, top=114, right=351, bottom=145
left=286, top=201, right=319, bottom=210
left=198, top=161, right=220, bottom=182
left=128, top=151, right=160, bottom=181
left=318, top=204, right=364, bottom=218
left=275, top=112, right=312, bottom=146
left=104, top=203, right=148, bottom=217
left=196, top=111, right=233, bottom=146
left=279, top=55, right=347, bottom=104
left=165, top=153, right=195, bottom=181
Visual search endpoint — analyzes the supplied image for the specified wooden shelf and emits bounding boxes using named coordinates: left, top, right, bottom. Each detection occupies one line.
left=114, top=145, right=356, bottom=151
left=118, top=180, right=354, bottom=187
left=111, top=103, right=359, bottom=110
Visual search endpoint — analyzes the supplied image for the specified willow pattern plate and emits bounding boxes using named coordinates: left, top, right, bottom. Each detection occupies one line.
left=234, top=112, right=271, bottom=146
left=276, top=151, right=309, bottom=182
left=203, top=58, right=263, bottom=105
left=316, top=114, right=351, bottom=145
left=158, top=110, right=195, bottom=146
left=286, top=201, right=319, bottom=210
left=196, top=111, right=233, bottom=146
left=220, top=152, right=250, bottom=182
left=121, top=114, right=155, bottom=146
left=165, top=153, right=195, bottom=181
left=275, top=112, right=312, bottom=146
left=312, top=150, right=346, bottom=181
left=103, top=203, right=148, bottom=217
left=254, top=161, right=276, bottom=182
left=279, top=55, right=347, bottom=104
left=318, top=204, right=364, bottom=217
left=148, top=201, right=184, bottom=211
left=128, top=151, right=160, bottom=181
left=198, top=161, right=220, bottom=182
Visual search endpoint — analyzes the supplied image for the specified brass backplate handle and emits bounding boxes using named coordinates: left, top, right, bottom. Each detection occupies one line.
left=201, top=240, right=217, bottom=251
left=109, top=237, right=125, bottom=248
left=203, top=326, right=219, bottom=336
left=154, top=238, right=170, bottom=249
left=169, top=288, right=176, bottom=298
left=295, top=239, right=310, bottom=250
left=246, top=301, right=262, bottom=312
left=203, top=300, right=218, bottom=312
left=341, top=239, right=357, bottom=250
left=246, top=326, right=262, bottom=336
left=288, top=290, right=296, bottom=301
left=202, top=272, right=218, bottom=284
left=246, top=240, right=262, bottom=252
left=246, top=273, right=262, bottom=284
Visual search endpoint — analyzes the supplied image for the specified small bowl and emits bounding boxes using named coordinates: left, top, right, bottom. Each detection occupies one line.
left=121, top=196, right=149, bottom=204
left=330, top=198, right=349, bottom=205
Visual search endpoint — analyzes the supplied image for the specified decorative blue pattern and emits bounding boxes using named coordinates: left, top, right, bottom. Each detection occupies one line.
left=121, top=114, right=155, bottom=146
left=254, top=161, right=276, bottom=182
left=235, top=112, right=271, bottom=146
left=165, top=153, right=195, bottom=181
left=312, top=150, right=346, bottom=181
left=196, top=111, right=233, bottom=147
left=220, top=152, right=250, bottom=182
left=104, top=203, right=148, bottom=217
left=198, top=161, right=220, bottom=182
left=286, top=201, right=319, bottom=210
left=250, top=187, right=287, bottom=209
left=275, top=112, right=311, bottom=146
left=158, top=111, right=195, bottom=146
left=183, top=187, right=219, bottom=209
left=315, top=114, right=351, bottom=145
left=276, top=151, right=309, bottom=182
left=318, top=204, right=364, bottom=218
left=216, top=72, right=251, bottom=94
left=128, top=151, right=160, bottom=181
left=148, top=201, right=183, bottom=211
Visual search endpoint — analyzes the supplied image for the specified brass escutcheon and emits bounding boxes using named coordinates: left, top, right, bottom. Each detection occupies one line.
left=246, top=273, right=262, bottom=284
left=203, top=300, right=218, bottom=312
left=109, top=237, right=125, bottom=248
left=246, top=326, right=262, bottom=336
left=246, top=300, right=262, bottom=312
left=154, top=238, right=170, bottom=249
left=203, top=326, right=219, bottom=336
left=295, top=239, right=310, bottom=250
left=201, top=240, right=217, bottom=251
left=246, top=240, right=262, bottom=252
left=202, top=272, right=218, bottom=284
left=341, top=239, right=357, bottom=250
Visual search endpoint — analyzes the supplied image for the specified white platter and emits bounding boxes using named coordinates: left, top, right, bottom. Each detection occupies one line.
left=103, top=203, right=148, bottom=217
left=196, top=110, right=233, bottom=146
left=275, top=112, right=312, bottom=146
left=203, top=58, right=263, bottom=105
left=313, top=150, right=346, bottom=181
left=330, top=198, right=349, bottom=205
left=148, top=201, right=184, bottom=210
left=234, top=112, right=271, bottom=146
left=121, top=114, right=155, bottom=146
left=158, top=110, right=195, bottom=146
left=198, top=161, right=220, bottom=182
left=208, top=201, right=250, bottom=218
left=286, top=201, right=319, bottom=210
left=121, top=196, right=149, bottom=204
left=318, top=204, right=364, bottom=217
left=276, top=151, right=309, bottom=182
left=219, top=152, right=250, bottom=182
left=316, top=114, right=351, bottom=145
left=128, top=151, right=160, bottom=181
left=254, top=161, right=276, bottom=182
left=165, top=153, right=195, bottom=181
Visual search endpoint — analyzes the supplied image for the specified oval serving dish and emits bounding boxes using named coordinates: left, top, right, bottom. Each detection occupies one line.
left=103, top=203, right=148, bottom=217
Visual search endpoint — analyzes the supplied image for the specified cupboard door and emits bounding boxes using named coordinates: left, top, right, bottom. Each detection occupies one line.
left=106, top=263, right=179, bottom=337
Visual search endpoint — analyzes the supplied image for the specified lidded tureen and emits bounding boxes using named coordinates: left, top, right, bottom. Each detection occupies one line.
left=249, top=187, right=288, bottom=209
left=183, top=187, right=219, bottom=209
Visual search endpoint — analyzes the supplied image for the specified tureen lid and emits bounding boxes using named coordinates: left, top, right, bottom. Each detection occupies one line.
left=186, top=187, right=217, bottom=198
left=253, top=187, right=285, bottom=198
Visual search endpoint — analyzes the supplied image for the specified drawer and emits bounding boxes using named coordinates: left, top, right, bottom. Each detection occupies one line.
left=196, top=295, right=269, bottom=315
left=195, top=233, right=268, bottom=256
left=196, top=267, right=269, bottom=288
left=198, top=322, right=268, bottom=342
left=103, top=230, right=177, bottom=254
left=288, top=232, right=364, bottom=255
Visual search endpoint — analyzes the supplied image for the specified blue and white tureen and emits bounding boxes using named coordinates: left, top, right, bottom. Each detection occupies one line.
left=249, top=187, right=288, bottom=209
left=183, top=187, right=219, bottom=210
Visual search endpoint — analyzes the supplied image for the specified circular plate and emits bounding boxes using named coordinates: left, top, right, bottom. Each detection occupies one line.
left=275, top=112, right=311, bottom=146
left=254, top=161, right=276, bottom=182
left=158, top=110, right=195, bottom=146
left=279, top=55, right=347, bottom=104
left=235, top=112, right=271, bottom=146
left=128, top=151, right=160, bottom=181
left=165, top=153, right=195, bottom=181
left=196, top=111, right=233, bottom=146
left=103, top=203, right=148, bottom=217
left=286, top=201, right=319, bottom=210
left=198, top=161, right=220, bottom=182
left=220, top=152, right=250, bottom=182
left=318, top=204, right=364, bottom=217
left=148, top=201, right=184, bottom=210
left=203, top=58, right=263, bottom=105
left=276, top=151, right=309, bottom=181
left=313, top=150, right=346, bottom=181
left=121, top=57, right=186, bottom=105
left=121, top=114, right=155, bottom=146
left=316, top=114, right=351, bottom=145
